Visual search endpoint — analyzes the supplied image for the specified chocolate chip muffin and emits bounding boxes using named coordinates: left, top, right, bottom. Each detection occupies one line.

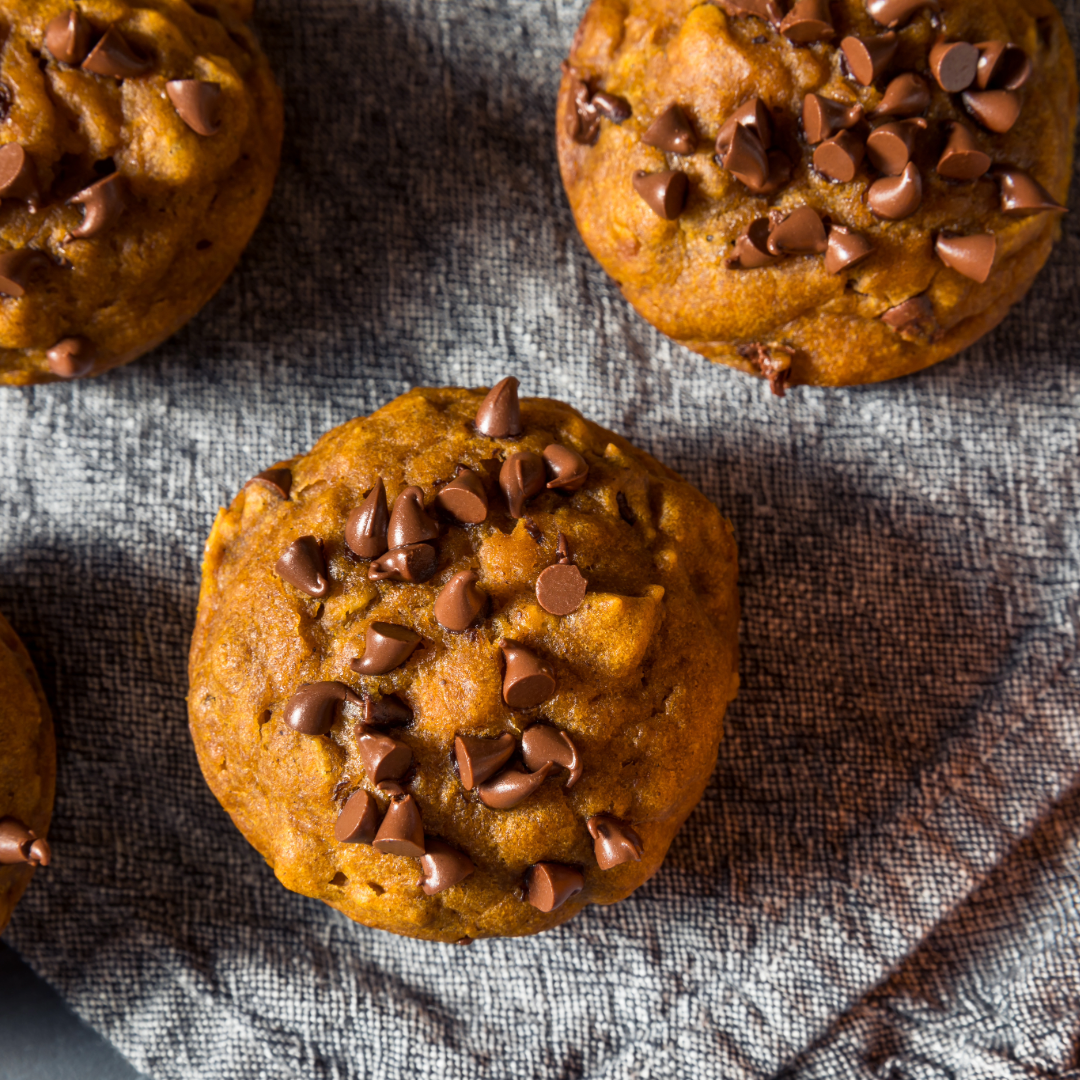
left=0, top=1, right=282, bottom=385
left=0, top=610, right=55, bottom=934
left=188, top=380, right=740, bottom=941
left=557, top=0, right=1076, bottom=391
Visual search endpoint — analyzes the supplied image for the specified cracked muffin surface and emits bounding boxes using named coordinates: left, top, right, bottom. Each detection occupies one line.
left=188, top=383, right=739, bottom=941
left=557, top=0, right=1076, bottom=391
left=0, top=0, right=282, bottom=385
left=0, top=611, right=55, bottom=935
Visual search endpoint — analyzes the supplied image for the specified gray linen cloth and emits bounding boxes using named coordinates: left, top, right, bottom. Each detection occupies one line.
left=2, top=0, right=1080, bottom=1076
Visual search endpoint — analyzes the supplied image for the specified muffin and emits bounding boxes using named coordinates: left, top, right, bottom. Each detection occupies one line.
left=0, top=0, right=282, bottom=385
left=557, top=0, right=1076, bottom=391
left=188, top=379, right=740, bottom=941
left=0, top=610, right=55, bottom=935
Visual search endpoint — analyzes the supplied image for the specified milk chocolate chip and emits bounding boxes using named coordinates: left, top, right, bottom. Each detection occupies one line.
left=522, top=724, right=582, bottom=788
left=388, top=486, right=438, bottom=548
left=351, top=623, right=422, bottom=676
left=46, top=337, right=94, bottom=379
left=501, top=641, right=557, bottom=709
left=166, top=80, right=222, bottom=136
left=0, top=817, right=50, bottom=866
left=524, top=863, right=584, bottom=912
left=364, top=693, right=413, bottom=727
left=929, top=40, right=979, bottom=92
left=865, top=118, right=925, bottom=176
left=419, top=840, right=474, bottom=895
left=841, top=33, right=898, bottom=85
left=372, top=794, right=425, bottom=857
left=872, top=74, right=931, bottom=119
left=963, top=90, right=1021, bottom=134
left=275, top=536, right=328, bottom=597
left=45, top=10, right=92, bottom=65
left=867, top=161, right=922, bottom=219
left=881, top=294, right=935, bottom=335
left=721, top=124, right=769, bottom=191
left=356, top=725, right=413, bottom=784
left=435, top=468, right=488, bottom=523
left=82, top=26, right=152, bottom=77
left=335, top=790, right=379, bottom=844
left=813, top=131, right=865, bottom=183
left=767, top=207, right=827, bottom=256
left=67, top=174, right=126, bottom=240
left=454, top=732, right=515, bottom=790
left=643, top=105, right=696, bottom=155
left=0, top=145, right=40, bottom=209
left=543, top=444, right=589, bottom=491
left=779, top=0, right=834, bottom=43
left=866, top=0, right=939, bottom=28
left=245, top=467, right=291, bottom=499
left=434, top=570, right=485, bottom=630
left=368, top=544, right=437, bottom=583
left=587, top=815, right=644, bottom=870
left=727, top=218, right=780, bottom=269
left=0, top=250, right=52, bottom=297
left=935, top=233, right=996, bottom=283
left=976, top=42, right=1031, bottom=91
left=802, top=94, right=863, bottom=144
left=936, top=123, right=991, bottom=181
left=284, top=681, right=359, bottom=736
left=824, top=226, right=874, bottom=274
left=996, top=170, right=1067, bottom=215
left=346, top=479, right=390, bottom=559
left=477, top=762, right=555, bottom=809
left=717, top=99, right=772, bottom=155
left=632, top=170, right=689, bottom=220
left=536, top=562, right=587, bottom=616
left=475, top=377, right=522, bottom=438
left=499, top=451, right=546, bottom=518
left=592, top=91, right=631, bottom=122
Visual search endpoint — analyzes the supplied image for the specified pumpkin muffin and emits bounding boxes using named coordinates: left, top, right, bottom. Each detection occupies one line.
left=0, top=0, right=282, bottom=385
left=0, top=610, right=55, bottom=935
left=188, top=380, right=740, bottom=941
left=557, top=0, right=1076, bottom=391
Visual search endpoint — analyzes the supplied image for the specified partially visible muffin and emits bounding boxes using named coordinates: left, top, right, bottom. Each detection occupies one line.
left=0, top=610, right=54, bottom=934
left=557, top=0, right=1076, bottom=391
left=0, top=1, right=282, bottom=385
left=188, top=379, right=740, bottom=941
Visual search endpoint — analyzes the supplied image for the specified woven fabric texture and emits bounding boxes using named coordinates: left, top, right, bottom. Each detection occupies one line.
left=2, top=0, right=1080, bottom=1077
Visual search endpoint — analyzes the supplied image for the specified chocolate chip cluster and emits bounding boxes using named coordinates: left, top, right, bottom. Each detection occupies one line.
left=569, top=0, right=1067, bottom=394
left=252, top=378, right=646, bottom=918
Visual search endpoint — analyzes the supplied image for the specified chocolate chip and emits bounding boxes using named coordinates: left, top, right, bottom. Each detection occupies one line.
left=616, top=490, right=636, bottom=525
left=275, top=536, right=328, bottom=597
left=371, top=794, right=425, bottom=857
left=0, top=145, right=40, bottom=209
left=346, top=479, right=390, bottom=559
left=334, top=790, right=379, bottom=844
left=456, top=937, right=474, bottom=946
left=975, top=41, right=1031, bottom=91
left=727, top=218, right=780, bottom=269
left=872, top=74, right=931, bottom=119
left=543, top=444, right=589, bottom=492
left=767, top=206, right=827, bottom=256
left=739, top=342, right=794, bottom=397
left=632, top=169, right=689, bottom=220
left=934, top=233, right=996, bottom=283
left=586, top=815, right=644, bottom=870
left=245, top=467, right=291, bottom=500
left=368, top=543, right=437, bottom=583
left=523, top=517, right=544, bottom=544
left=802, top=94, right=863, bottom=144
left=720, top=124, right=769, bottom=191
left=388, top=486, right=439, bottom=548
left=435, top=468, right=489, bottom=523
left=67, top=174, right=126, bottom=240
left=44, top=10, right=92, bottom=65
left=881, top=294, right=935, bottom=336
left=351, top=622, right=422, bottom=676
left=567, top=77, right=601, bottom=146
left=356, top=725, right=413, bottom=784
left=524, top=863, right=584, bottom=912
left=522, top=724, right=582, bottom=788
left=434, top=570, right=485, bottom=631
left=46, top=337, right=94, bottom=379
left=477, top=761, right=555, bottom=809
left=867, top=161, right=922, bottom=219
left=81, top=25, right=152, bottom=78
left=501, top=641, right=557, bottom=709
left=284, top=681, right=359, bottom=736
left=591, top=91, right=631, bottom=122
left=166, top=80, right=222, bottom=136
left=643, top=104, right=696, bottom=155
left=715, top=0, right=783, bottom=23
left=778, top=0, right=834, bottom=43
left=555, top=532, right=571, bottom=562
left=536, top=563, right=587, bottom=616
left=866, top=0, right=939, bottom=28
left=364, top=693, right=413, bottom=726
left=996, top=170, right=1067, bottom=216
left=812, top=131, right=865, bottom=183
left=0, top=817, right=51, bottom=867
left=419, top=840, right=475, bottom=895
left=866, top=118, right=925, bottom=176
left=840, top=33, right=898, bottom=85
left=716, top=98, right=772, bottom=156
left=936, top=123, right=991, bottom=181
left=475, top=376, right=522, bottom=438
left=0, top=249, right=52, bottom=298
left=454, top=732, right=515, bottom=790
left=824, top=226, right=874, bottom=274
left=499, top=451, right=546, bottom=518
left=929, top=40, right=978, bottom=92
left=962, top=90, right=1021, bottom=134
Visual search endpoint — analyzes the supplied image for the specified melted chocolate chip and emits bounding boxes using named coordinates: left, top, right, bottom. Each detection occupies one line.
left=716, top=98, right=772, bottom=156
left=975, top=41, right=1031, bottom=91
left=44, top=10, right=92, bottom=65
left=0, top=249, right=52, bottom=298
left=477, top=761, right=555, bottom=809
left=368, top=543, right=437, bottom=583
left=524, top=863, right=584, bottom=912
left=616, top=490, right=637, bottom=525
left=246, top=467, right=291, bottom=500
left=371, top=794, right=425, bottom=857
left=867, top=161, right=923, bottom=220
left=0, top=817, right=50, bottom=867
left=346, top=479, right=389, bottom=559
left=0, top=145, right=40, bottom=209
left=934, top=233, right=997, bottom=283
left=592, top=91, right=631, bottom=122
left=962, top=90, right=1021, bottom=134
left=824, top=226, right=874, bottom=274
left=727, top=218, right=780, bottom=269
left=936, top=123, right=991, bottom=181
left=275, top=536, right=328, bottom=597
left=522, top=724, right=582, bottom=788
left=356, top=725, right=413, bottom=784
left=929, top=40, right=978, bottom=92
left=284, top=681, right=359, bottom=736
left=523, top=517, right=544, bottom=544
left=872, top=74, right=931, bottom=119
left=364, top=693, right=413, bottom=727
left=996, top=170, right=1067, bottom=215
left=46, top=337, right=94, bottom=379
left=82, top=26, right=152, bottom=78
left=567, top=77, right=601, bottom=146
left=499, top=451, right=546, bottom=518
left=351, top=622, right=422, bottom=676
left=739, top=342, right=794, bottom=397
left=715, top=0, right=783, bottom=23
left=166, top=80, right=222, bottom=136
left=536, top=562, right=587, bottom=616
left=865, top=118, right=925, bottom=176
left=67, top=174, right=126, bottom=240
left=388, top=486, right=439, bottom=548
left=632, top=169, right=689, bottom=220
left=434, top=570, right=485, bottom=631
left=865, top=0, right=939, bottom=28
left=475, top=377, right=522, bottom=438
left=501, top=641, right=557, bottom=709
left=454, top=732, right=515, bottom=790
left=419, top=840, right=474, bottom=895
left=767, top=207, right=827, bottom=255
left=840, top=33, right=898, bottom=85
left=778, top=0, right=834, bottom=43
left=643, top=104, right=696, bottom=155
left=435, top=468, right=489, bottom=523
left=802, top=94, right=863, bottom=144
left=335, top=790, right=379, bottom=844
left=812, top=131, right=865, bottom=183
left=586, top=815, right=644, bottom=870
left=881, top=294, right=935, bottom=336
